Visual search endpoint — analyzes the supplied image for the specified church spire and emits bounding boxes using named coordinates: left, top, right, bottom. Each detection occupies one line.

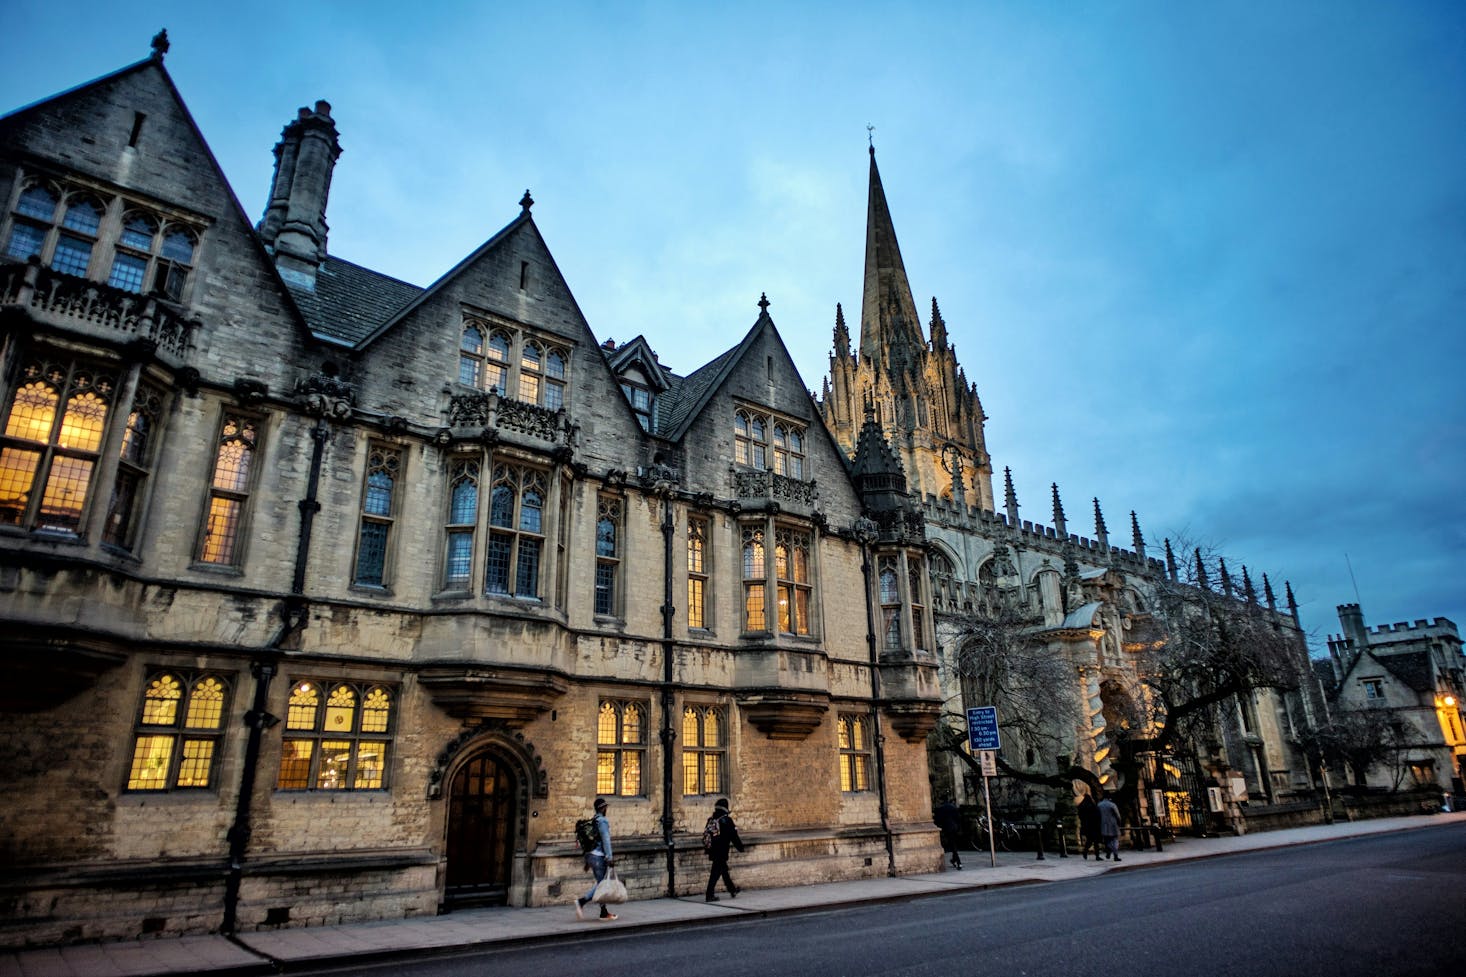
left=1003, top=467, right=1019, bottom=527
left=1130, top=511, right=1146, bottom=560
left=860, top=146, right=926, bottom=359
left=1051, top=483, right=1067, bottom=538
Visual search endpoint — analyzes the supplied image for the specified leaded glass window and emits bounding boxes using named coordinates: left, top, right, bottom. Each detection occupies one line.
left=277, top=680, right=394, bottom=791
left=682, top=704, right=726, bottom=795
left=596, top=699, right=645, bottom=796
left=838, top=714, right=872, bottom=793
left=594, top=495, right=621, bottom=616
left=354, top=444, right=402, bottom=587
left=197, top=412, right=258, bottom=566
left=0, top=358, right=116, bottom=533
left=125, top=671, right=231, bottom=791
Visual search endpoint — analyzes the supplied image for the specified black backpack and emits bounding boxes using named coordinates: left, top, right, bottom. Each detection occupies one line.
left=575, top=817, right=598, bottom=854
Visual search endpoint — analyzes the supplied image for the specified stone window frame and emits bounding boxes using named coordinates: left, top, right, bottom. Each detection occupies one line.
left=103, top=382, right=167, bottom=552
left=879, top=555, right=902, bottom=650
left=681, top=703, right=727, bottom=796
left=0, top=355, right=118, bottom=535
left=596, top=698, right=647, bottom=797
left=276, top=679, right=396, bottom=792
left=740, top=516, right=817, bottom=637
left=194, top=409, right=263, bottom=569
left=352, top=442, right=403, bottom=589
left=838, top=713, right=872, bottom=793
left=457, top=314, right=570, bottom=411
left=486, top=459, right=548, bottom=600
left=733, top=406, right=806, bottom=478
left=620, top=381, right=654, bottom=431
left=686, top=513, right=711, bottom=631
left=2, top=176, right=201, bottom=302
left=594, top=493, right=623, bottom=618
left=1361, top=677, right=1385, bottom=701
left=124, top=669, right=232, bottom=792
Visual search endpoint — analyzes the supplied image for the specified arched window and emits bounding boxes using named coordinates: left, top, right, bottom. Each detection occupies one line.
left=0, top=359, right=115, bottom=533
left=682, top=704, right=726, bottom=795
left=879, top=555, right=901, bottom=649
left=459, top=325, right=485, bottom=387
left=594, top=495, right=622, bottom=616
left=741, top=525, right=766, bottom=630
left=50, top=196, right=102, bottom=277
left=484, top=462, right=545, bottom=598
left=4, top=185, right=59, bottom=260
left=443, top=459, right=479, bottom=588
left=126, top=671, right=231, bottom=791
left=278, top=680, right=395, bottom=790
left=485, top=331, right=511, bottom=393
left=838, top=714, right=871, bottom=792
left=197, top=413, right=258, bottom=565
left=354, top=444, right=402, bottom=587
left=597, top=699, right=646, bottom=796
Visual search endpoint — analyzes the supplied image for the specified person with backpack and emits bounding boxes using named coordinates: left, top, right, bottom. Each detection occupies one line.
left=703, top=797, right=745, bottom=902
left=574, top=798, right=618, bottom=921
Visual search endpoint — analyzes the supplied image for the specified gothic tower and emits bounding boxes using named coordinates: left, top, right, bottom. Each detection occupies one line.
left=820, top=147, right=994, bottom=510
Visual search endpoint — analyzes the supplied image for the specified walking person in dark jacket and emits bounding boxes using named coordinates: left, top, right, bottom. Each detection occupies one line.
left=704, top=798, right=745, bottom=901
left=933, top=798, right=963, bottom=869
left=1077, top=791, right=1101, bottom=860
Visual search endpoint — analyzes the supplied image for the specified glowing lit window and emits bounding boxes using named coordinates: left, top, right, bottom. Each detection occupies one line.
left=681, top=704, right=726, bottom=796
left=838, top=713, right=872, bottom=793
left=125, top=671, right=231, bottom=791
left=596, top=699, right=646, bottom=796
left=277, top=680, right=394, bottom=790
left=687, top=516, right=709, bottom=629
left=196, top=412, right=259, bottom=566
left=0, top=358, right=116, bottom=533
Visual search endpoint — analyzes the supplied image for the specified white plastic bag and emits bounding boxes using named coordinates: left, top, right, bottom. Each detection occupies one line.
left=591, top=866, right=627, bottom=904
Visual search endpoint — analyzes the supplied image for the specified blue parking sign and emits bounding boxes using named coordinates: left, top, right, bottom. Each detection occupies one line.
left=966, top=706, right=1000, bottom=752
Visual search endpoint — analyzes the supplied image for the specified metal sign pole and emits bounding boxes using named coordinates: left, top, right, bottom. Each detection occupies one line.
left=982, top=769, right=996, bottom=868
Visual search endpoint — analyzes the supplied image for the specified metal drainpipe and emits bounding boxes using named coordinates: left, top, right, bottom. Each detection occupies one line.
left=221, top=416, right=328, bottom=934
left=859, top=532, right=897, bottom=876
left=658, top=489, right=677, bottom=896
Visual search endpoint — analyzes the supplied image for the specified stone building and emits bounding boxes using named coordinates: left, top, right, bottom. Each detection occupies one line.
left=1323, top=603, right=1466, bottom=795
left=0, top=38, right=943, bottom=946
left=818, top=147, right=1322, bottom=832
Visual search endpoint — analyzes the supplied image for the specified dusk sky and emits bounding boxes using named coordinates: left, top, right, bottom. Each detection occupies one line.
left=6, top=1, right=1463, bottom=651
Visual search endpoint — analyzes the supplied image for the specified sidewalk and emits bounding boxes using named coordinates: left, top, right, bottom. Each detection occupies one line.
left=5, top=811, right=1462, bottom=977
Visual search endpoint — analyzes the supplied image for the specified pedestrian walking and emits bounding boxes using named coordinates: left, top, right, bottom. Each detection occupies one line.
left=1077, top=791, right=1101, bottom=860
left=932, top=798, right=963, bottom=869
left=703, top=797, right=745, bottom=901
left=574, top=797, right=618, bottom=921
left=1097, top=793, right=1122, bottom=862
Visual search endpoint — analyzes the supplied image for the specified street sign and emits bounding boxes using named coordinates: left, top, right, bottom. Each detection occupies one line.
left=966, top=705, right=1000, bottom=752
left=978, top=750, right=997, bottom=777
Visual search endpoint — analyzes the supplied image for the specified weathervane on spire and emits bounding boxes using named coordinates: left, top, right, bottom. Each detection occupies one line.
left=867, top=123, right=875, bottom=149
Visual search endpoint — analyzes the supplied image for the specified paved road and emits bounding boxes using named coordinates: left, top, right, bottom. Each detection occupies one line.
left=315, top=824, right=1465, bottom=977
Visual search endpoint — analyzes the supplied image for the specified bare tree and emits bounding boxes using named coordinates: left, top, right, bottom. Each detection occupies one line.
left=930, top=590, right=1092, bottom=796
left=1136, top=541, right=1309, bottom=756
left=1304, top=710, right=1412, bottom=790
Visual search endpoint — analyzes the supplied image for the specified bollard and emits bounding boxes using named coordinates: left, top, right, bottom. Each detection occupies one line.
left=1034, top=821, right=1045, bottom=861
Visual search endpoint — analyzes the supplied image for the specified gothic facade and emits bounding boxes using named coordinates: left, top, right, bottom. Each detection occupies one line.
left=818, top=148, right=1323, bottom=831
left=0, top=41, right=943, bottom=946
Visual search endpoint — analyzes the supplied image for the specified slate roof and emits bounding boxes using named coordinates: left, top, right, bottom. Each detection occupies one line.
left=285, top=256, right=423, bottom=347
left=653, top=344, right=742, bottom=439
left=1377, top=650, right=1434, bottom=693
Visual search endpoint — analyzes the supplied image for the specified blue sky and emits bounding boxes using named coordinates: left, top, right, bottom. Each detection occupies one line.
left=6, top=1, right=1464, bottom=651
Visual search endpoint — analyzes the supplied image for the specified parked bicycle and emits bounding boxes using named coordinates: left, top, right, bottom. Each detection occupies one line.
left=975, top=815, right=1021, bottom=852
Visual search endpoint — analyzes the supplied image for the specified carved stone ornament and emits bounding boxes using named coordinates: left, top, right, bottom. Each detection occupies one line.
left=426, top=721, right=549, bottom=801
left=295, top=371, right=356, bottom=419
left=737, top=691, right=829, bottom=740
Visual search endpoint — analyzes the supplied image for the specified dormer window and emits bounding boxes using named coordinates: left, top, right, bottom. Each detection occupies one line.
left=621, top=382, right=653, bottom=430
left=458, top=316, right=569, bottom=409
left=734, top=407, right=806, bottom=476
left=3, top=179, right=201, bottom=302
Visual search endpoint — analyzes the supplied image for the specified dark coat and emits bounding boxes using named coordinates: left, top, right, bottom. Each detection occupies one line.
left=707, top=812, right=744, bottom=857
left=1078, top=795, right=1100, bottom=837
left=932, top=801, right=962, bottom=853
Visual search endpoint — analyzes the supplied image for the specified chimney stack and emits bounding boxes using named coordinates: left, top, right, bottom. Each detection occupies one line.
left=258, top=100, right=341, bottom=289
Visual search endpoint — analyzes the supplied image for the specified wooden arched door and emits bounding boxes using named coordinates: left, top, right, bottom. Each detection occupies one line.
left=445, top=749, right=518, bottom=906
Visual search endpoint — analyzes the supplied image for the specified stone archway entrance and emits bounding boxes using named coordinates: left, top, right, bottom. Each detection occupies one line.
left=444, top=749, right=518, bottom=907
